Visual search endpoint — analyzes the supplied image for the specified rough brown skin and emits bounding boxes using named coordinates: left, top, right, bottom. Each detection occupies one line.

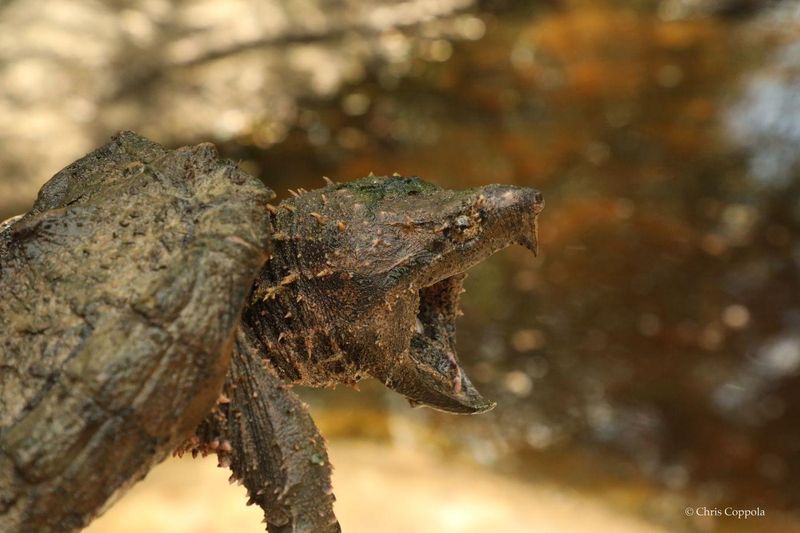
left=0, top=133, right=544, bottom=532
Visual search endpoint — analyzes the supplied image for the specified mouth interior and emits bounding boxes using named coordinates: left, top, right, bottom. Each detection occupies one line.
left=412, top=273, right=467, bottom=392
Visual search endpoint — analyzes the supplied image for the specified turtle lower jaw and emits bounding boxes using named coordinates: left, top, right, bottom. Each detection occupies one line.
left=403, top=344, right=496, bottom=414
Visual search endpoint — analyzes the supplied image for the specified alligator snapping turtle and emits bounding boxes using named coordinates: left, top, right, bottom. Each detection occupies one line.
left=0, top=132, right=544, bottom=532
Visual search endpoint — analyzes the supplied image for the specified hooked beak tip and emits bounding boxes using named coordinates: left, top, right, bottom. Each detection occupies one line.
left=533, top=194, right=545, bottom=214
left=480, top=185, right=542, bottom=257
left=517, top=234, right=539, bottom=256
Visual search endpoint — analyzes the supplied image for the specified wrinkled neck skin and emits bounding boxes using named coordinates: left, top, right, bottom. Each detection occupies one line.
left=241, top=175, right=544, bottom=413
left=241, top=225, right=366, bottom=388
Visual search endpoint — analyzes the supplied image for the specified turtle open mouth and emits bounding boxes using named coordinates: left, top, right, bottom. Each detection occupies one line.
left=407, top=272, right=496, bottom=414
left=341, top=180, right=544, bottom=414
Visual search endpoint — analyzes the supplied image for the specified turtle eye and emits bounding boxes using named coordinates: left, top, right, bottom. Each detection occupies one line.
left=451, top=213, right=481, bottom=242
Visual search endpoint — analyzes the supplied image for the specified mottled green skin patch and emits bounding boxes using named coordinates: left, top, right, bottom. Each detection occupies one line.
left=344, top=175, right=440, bottom=206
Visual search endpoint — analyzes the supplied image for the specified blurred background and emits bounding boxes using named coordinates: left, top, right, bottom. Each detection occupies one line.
left=2, top=0, right=800, bottom=531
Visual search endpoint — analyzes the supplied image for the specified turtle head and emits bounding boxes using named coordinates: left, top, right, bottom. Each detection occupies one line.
left=244, top=175, right=543, bottom=414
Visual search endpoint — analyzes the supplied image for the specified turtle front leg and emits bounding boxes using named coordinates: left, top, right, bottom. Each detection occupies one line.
left=186, top=325, right=340, bottom=533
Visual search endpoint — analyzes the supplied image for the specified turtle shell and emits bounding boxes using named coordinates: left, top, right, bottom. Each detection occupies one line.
left=0, top=132, right=273, bottom=531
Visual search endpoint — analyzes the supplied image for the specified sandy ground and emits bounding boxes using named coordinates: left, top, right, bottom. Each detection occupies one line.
left=86, top=440, right=665, bottom=533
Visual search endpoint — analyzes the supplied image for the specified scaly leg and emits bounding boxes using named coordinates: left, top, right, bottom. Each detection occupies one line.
left=186, top=325, right=340, bottom=532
